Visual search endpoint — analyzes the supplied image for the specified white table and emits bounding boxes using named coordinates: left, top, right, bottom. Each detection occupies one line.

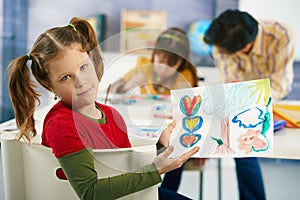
left=269, top=128, right=300, bottom=160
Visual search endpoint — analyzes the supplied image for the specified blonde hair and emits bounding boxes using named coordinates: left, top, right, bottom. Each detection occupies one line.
left=8, top=17, right=103, bottom=142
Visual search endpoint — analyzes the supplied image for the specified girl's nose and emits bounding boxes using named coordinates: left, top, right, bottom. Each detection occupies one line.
left=74, top=75, right=86, bottom=88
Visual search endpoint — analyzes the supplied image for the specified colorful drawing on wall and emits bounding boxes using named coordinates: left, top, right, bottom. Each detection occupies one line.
left=169, top=79, right=273, bottom=158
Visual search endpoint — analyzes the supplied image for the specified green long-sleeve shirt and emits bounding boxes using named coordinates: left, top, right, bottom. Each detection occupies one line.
left=58, top=148, right=162, bottom=200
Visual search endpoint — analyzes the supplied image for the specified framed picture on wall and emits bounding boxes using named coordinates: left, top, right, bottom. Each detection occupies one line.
left=120, top=9, right=167, bottom=54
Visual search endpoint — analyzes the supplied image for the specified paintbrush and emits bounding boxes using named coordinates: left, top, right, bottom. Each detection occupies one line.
left=104, top=83, right=111, bottom=104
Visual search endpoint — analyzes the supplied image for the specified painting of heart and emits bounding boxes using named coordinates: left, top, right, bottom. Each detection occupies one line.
left=179, top=133, right=202, bottom=147
left=180, top=95, right=202, bottom=116
left=182, top=116, right=203, bottom=132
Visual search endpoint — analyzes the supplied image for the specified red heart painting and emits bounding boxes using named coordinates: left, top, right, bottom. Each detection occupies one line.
left=180, top=133, right=202, bottom=147
left=180, top=95, right=201, bottom=116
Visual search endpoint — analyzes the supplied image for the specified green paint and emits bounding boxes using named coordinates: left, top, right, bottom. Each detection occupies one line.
left=261, top=97, right=272, bottom=136
left=256, top=96, right=272, bottom=152
left=211, top=137, right=223, bottom=146
left=252, top=134, right=270, bottom=152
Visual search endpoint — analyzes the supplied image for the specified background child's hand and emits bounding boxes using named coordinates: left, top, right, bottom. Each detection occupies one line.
left=122, top=68, right=146, bottom=91
left=153, top=145, right=200, bottom=174
left=158, top=120, right=176, bottom=147
left=111, top=79, right=126, bottom=93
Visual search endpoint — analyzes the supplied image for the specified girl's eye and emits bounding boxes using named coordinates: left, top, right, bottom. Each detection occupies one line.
left=61, top=75, right=71, bottom=81
left=80, top=64, right=88, bottom=71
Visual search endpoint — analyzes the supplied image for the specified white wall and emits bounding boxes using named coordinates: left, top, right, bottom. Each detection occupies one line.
left=239, top=0, right=300, bottom=61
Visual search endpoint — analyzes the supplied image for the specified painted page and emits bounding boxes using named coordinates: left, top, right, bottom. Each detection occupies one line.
left=170, top=79, right=273, bottom=158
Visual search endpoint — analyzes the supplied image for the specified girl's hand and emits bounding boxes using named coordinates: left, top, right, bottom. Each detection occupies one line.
left=153, top=145, right=200, bottom=174
left=158, top=120, right=176, bottom=147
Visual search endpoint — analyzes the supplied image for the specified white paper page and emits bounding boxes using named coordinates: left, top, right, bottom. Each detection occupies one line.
left=170, top=79, right=274, bottom=158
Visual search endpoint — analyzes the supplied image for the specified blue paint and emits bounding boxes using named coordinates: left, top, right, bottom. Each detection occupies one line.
left=179, top=95, right=201, bottom=117
left=139, top=128, right=159, bottom=132
left=127, top=99, right=137, bottom=104
left=182, top=116, right=203, bottom=133
left=179, top=133, right=202, bottom=148
left=155, top=104, right=166, bottom=111
left=232, top=107, right=265, bottom=128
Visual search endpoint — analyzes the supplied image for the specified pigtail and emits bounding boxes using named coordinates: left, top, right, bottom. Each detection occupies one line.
left=70, top=17, right=98, bottom=50
left=8, top=55, right=40, bottom=142
left=70, top=17, right=104, bottom=81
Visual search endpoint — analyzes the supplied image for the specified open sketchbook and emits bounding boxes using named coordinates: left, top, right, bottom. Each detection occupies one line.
left=170, top=79, right=273, bottom=158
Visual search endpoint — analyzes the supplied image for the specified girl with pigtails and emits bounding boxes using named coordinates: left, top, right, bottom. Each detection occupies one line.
left=8, top=17, right=198, bottom=200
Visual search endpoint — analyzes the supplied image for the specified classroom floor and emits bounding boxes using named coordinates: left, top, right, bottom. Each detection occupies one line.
left=176, top=158, right=300, bottom=200
left=0, top=62, right=299, bottom=200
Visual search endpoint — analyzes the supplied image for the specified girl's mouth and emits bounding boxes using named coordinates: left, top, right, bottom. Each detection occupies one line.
left=77, top=86, right=93, bottom=96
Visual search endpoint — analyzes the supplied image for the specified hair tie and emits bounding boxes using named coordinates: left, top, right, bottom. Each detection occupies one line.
left=27, top=53, right=31, bottom=60
left=68, top=23, right=77, bottom=31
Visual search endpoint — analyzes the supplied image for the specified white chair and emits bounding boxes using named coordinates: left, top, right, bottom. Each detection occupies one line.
left=1, top=132, right=158, bottom=200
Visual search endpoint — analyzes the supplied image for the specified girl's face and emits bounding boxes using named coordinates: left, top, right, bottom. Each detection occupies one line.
left=47, top=43, right=99, bottom=110
left=153, top=53, right=181, bottom=79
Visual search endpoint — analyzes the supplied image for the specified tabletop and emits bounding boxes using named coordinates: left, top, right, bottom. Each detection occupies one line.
left=1, top=96, right=299, bottom=159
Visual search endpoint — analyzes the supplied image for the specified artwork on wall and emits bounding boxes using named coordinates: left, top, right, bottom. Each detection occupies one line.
left=120, top=9, right=167, bottom=54
left=170, top=79, right=273, bottom=158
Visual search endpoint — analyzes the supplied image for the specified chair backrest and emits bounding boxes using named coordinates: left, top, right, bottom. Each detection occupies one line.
left=1, top=132, right=158, bottom=200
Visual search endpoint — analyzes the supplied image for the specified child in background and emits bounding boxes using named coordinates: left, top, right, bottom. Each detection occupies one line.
left=111, top=27, right=198, bottom=95
left=112, top=27, right=206, bottom=193
left=8, top=17, right=199, bottom=200
left=203, top=9, right=295, bottom=199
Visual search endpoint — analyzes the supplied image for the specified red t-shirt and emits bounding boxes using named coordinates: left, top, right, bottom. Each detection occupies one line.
left=42, top=101, right=131, bottom=158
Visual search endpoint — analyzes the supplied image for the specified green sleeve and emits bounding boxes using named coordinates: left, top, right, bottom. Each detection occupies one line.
left=58, top=148, right=161, bottom=200
left=156, top=142, right=165, bottom=150
left=156, top=142, right=167, bottom=155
